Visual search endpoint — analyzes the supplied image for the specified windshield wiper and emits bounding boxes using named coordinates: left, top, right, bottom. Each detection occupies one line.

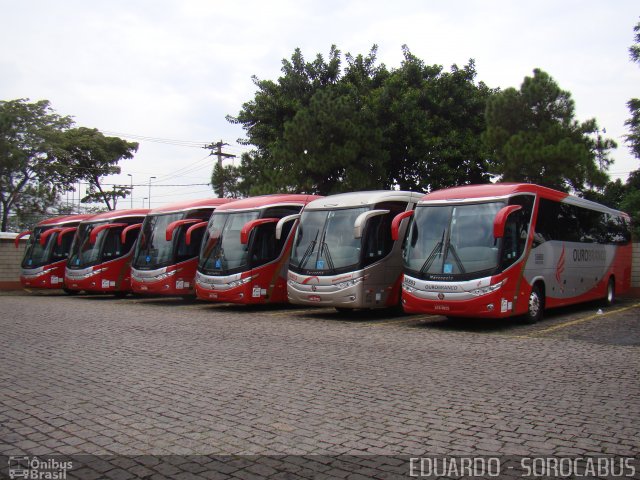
left=445, top=243, right=466, bottom=274
left=298, top=230, right=319, bottom=269
left=320, top=242, right=335, bottom=273
left=420, top=230, right=445, bottom=274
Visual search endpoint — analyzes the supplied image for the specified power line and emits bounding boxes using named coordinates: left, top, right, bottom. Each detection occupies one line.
left=204, top=141, right=236, bottom=198
left=101, top=131, right=209, bottom=148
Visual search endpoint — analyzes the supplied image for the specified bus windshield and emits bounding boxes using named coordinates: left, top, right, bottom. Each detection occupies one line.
left=21, top=227, right=70, bottom=268
left=403, top=202, right=505, bottom=278
left=198, top=211, right=260, bottom=275
left=132, top=212, right=184, bottom=269
left=289, top=207, right=368, bottom=274
left=68, top=222, right=107, bottom=268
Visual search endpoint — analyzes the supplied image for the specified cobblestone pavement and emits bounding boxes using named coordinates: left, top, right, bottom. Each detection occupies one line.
left=0, top=292, right=638, bottom=477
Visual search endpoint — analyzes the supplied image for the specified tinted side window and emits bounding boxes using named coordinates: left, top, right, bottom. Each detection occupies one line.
left=363, top=202, right=407, bottom=267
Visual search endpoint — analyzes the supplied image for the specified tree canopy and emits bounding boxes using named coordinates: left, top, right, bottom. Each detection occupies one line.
left=0, top=99, right=138, bottom=230
left=483, top=69, right=614, bottom=193
left=227, top=45, right=494, bottom=196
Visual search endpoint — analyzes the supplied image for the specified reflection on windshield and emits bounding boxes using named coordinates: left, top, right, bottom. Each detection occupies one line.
left=289, top=207, right=367, bottom=273
left=67, top=223, right=105, bottom=268
left=198, top=211, right=260, bottom=274
left=132, top=213, right=183, bottom=269
left=21, top=227, right=71, bottom=268
left=22, top=228, right=51, bottom=268
left=403, top=202, right=504, bottom=276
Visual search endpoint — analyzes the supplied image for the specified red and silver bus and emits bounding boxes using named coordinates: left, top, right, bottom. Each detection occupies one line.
left=64, top=209, right=149, bottom=295
left=287, top=191, right=423, bottom=311
left=130, top=198, right=232, bottom=296
left=195, top=194, right=321, bottom=304
left=395, top=183, right=632, bottom=322
left=16, top=214, right=94, bottom=292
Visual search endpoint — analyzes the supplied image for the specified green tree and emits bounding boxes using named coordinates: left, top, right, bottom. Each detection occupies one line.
left=53, top=127, right=138, bottom=210
left=627, top=20, right=640, bottom=158
left=484, top=69, right=615, bottom=193
left=227, top=46, right=343, bottom=195
left=211, top=162, right=242, bottom=198
left=0, top=99, right=73, bottom=231
left=376, top=48, right=493, bottom=191
left=0, top=99, right=138, bottom=231
left=228, top=45, right=493, bottom=195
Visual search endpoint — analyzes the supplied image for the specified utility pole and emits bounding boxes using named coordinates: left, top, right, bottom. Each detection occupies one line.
left=204, top=140, right=235, bottom=198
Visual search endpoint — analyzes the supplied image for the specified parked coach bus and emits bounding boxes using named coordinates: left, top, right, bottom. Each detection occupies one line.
left=287, top=190, right=423, bottom=311
left=65, top=209, right=149, bottom=295
left=395, top=183, right=632, bottom=323
left=195, top=194, right=321, bottom=304
left=15, top=214, right=94, bottom=292
left=130, top=198, right=232, bottom=296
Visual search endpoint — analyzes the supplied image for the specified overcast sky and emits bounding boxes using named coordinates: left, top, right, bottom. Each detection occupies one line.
left=1, top=0, right=638, bottom=208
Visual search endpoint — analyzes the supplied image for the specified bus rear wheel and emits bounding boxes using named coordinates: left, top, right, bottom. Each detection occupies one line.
left=602, top=277, right=615, bottom=307
left=523, top=285, right=544, bottom=324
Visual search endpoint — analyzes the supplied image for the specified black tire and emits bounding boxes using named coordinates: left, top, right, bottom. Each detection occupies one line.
left=63, top=287, right=80, bottom=296
left=522, top=284, right=544, bottom=324
left=602, top=277, right=615, bottom=307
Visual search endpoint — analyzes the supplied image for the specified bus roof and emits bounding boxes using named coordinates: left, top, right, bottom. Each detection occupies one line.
left=213, top=194, right=321, bottom=212
left=149, top=198, right=233, bottom=214
left=36, top=214, right=96, bottom=227
left=81, top=208, right=150, bottom=223
left=304, top=190, right=424, bottom=210
left=420, top=183, right=568, bottom=202
left=420, top=183, right=629, bottom=217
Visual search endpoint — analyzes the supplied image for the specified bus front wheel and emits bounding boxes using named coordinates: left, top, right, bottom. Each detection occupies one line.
left=523, top=284, right=544, bottom=324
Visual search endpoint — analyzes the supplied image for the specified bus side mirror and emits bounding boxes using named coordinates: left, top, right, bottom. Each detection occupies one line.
left=166, top=219, right=200, bottom=242
left=353, top=210, right=389, bottom=239
left=275, top=214, right=301, bottom=240
left=493, top=205, right=522, bottom=238
left=90, top=223, right=127, bottom=244
left=391, top=210, right=414, bottom=241
left=15, top=231, right=31, bottom=248
left=120, top=223, right=142, bottom=244
left=39, top=228, right=63, bottom=246
left=57, top=227, right=78, bottom=246
left=240, top=218, right=279, bottom=244
left=185, top=221, right=209, bottom=245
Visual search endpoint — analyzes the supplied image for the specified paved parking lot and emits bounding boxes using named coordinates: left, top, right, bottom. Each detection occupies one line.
left=0, top=291, right=638, bottom=478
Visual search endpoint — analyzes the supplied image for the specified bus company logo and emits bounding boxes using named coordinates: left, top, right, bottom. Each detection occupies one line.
left=424, top=284, right=459, bottom=292
left=438, top=293, right=445, bottom=300
left=555, top=244, right=566, bottom=288
left=8, top=456, right=72, bottom=479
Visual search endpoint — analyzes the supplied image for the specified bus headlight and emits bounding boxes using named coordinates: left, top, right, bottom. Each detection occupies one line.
left=336, top=277, right=364, bottom=290
left=155, top=270, right=178, bottom=281
left=470, top=280, right=505, bottom=297
left=228, top=275, right=256, bottom=288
